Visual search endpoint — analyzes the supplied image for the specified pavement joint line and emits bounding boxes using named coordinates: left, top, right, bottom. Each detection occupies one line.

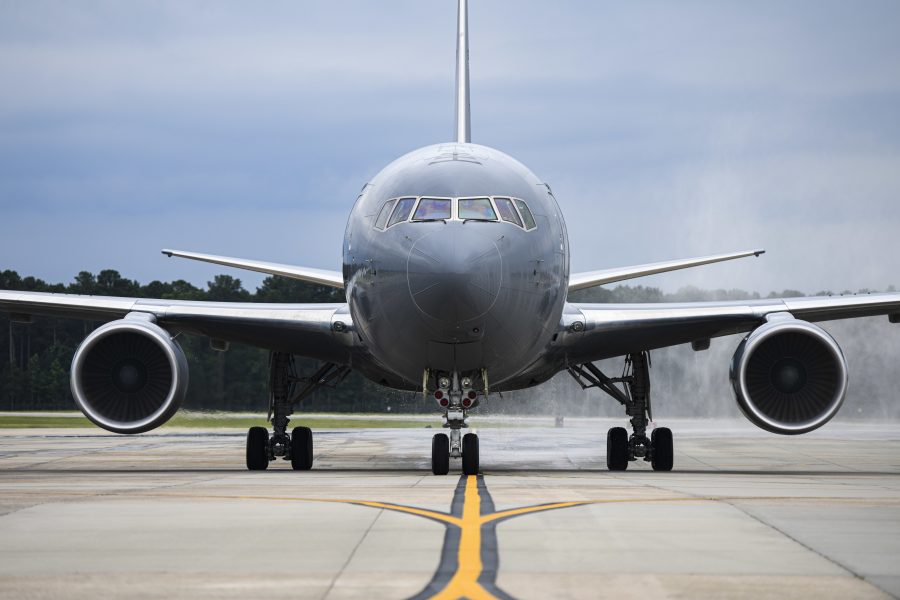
left=322, top=500, right=385, bottom=600
left=603, top=469, right=900, bottom=599
left=726, top=500, right=894, bottom=598
left=1, top=488, right=898, bottom=506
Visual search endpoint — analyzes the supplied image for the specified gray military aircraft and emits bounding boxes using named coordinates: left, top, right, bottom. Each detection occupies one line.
left=2, top=0, right=899, bottom=475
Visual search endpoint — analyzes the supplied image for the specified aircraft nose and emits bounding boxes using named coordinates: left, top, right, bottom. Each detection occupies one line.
left=407, top=226, right=502, bottom=323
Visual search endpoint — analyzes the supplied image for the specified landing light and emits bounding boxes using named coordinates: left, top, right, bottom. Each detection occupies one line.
left=439, top=377, right=451, bottom=389
left=461, top=377, right=472, bottom=388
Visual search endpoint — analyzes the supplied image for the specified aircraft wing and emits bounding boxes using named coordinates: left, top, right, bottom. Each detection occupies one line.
left=0, top=290, right=355, bottom=364
left=162, top=249, right=345, bottom=289
left=568, top=249, right=765, bottom=292
left=559, top=292, right=900, bottom=363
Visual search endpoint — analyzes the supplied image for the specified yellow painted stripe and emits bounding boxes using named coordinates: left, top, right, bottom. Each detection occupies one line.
left=337, top=500, right=461, bottom=527
left=430, top=475, right=495, bottom=600
left=480, top=500, right=592, bottom=524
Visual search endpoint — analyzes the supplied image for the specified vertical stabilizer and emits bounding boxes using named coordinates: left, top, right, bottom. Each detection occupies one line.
left=455, top=0, right=471, bottom=143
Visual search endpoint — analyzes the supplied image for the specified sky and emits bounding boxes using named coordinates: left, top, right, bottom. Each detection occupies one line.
left=1, top=0, right=899, bottom=295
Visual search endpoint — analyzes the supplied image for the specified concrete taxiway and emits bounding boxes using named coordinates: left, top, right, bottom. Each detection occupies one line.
left=0, top=419, right=898, bottom=599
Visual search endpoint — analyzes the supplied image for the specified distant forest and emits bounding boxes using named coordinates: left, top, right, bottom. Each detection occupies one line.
left=1, top=269, right=897, bottom=418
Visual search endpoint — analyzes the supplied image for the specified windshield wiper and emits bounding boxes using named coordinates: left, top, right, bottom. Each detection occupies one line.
left=415, top=218, right=448, bottom=223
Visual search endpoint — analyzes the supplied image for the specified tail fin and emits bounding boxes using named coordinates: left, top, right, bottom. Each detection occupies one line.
left=455, top=0, right=471, bottom=143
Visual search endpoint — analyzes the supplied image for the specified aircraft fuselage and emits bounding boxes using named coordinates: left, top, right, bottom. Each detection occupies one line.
left=343, top=143, right=569, bottom=390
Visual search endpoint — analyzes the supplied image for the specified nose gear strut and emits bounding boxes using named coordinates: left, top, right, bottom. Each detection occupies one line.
left=430, top=370, right=480, bottom=475
left=567, top=351, right=673, bottom=471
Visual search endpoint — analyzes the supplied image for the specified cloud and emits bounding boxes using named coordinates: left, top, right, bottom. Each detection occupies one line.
left=1, top=1, right=899, bottom=294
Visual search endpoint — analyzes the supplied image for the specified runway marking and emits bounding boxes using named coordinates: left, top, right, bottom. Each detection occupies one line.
left=349, top=475, right=599, bottom=600
left=231, top=476, right=584, bottom=599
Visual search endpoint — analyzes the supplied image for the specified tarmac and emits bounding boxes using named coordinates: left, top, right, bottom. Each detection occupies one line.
left=0, top=418, right=899, bottom=599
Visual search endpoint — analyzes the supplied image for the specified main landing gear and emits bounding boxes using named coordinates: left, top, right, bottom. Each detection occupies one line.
left=246, top=352, right=349, bottom=471
left=568, top=351, right=674, bottom=472
left=430, top=371, right=480, bottom=475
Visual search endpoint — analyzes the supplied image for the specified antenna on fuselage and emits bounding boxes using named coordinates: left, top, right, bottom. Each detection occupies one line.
left=455, top=0, right=471, bottom=143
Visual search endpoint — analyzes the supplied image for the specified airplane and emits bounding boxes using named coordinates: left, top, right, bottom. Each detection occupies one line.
left=2, top=0, right=899, bottom=475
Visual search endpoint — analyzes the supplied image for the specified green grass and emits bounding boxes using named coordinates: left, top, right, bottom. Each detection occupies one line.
left=168, top=415, right=434, bottom=429
left=0, top=412, right=544, bottom=429
left=0, top=414, right=436, bottom=429
left=0, top=415, right=98, bottom=428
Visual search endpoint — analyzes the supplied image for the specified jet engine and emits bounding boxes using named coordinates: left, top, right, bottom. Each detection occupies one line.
left=730, top=317, right=847, bottom=435
left=70, top=316, right=188, bottom=434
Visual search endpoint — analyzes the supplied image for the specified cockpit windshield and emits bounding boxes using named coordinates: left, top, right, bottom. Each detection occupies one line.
left=514, top=198, right=536, bottom=230
left=458, top=197, right=497, bottom=221
left=413, top=198, right=451, bottom=221
left=375, top=195, right=536, bottom=231
left=374, top=198, right=397, bottom=229
left=387, top=197, right=416, bottom=227
left=494, top=197, right=523, bottom=227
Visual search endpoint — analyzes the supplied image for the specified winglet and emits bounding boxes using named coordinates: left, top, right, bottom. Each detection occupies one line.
left=161, top=249, right=344, bottom=289
left=568, top=249, right=766, bottom=292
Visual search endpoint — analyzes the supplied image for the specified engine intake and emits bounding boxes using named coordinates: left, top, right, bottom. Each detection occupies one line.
left=730, top=317, right=847, bottom=435
left=71, top=316, right=188, bottom=434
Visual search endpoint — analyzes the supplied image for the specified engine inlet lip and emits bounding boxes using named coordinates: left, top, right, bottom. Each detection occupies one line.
left=70, top=319, right=187, bottom=434
left=733, top=319, right=848, bottom=435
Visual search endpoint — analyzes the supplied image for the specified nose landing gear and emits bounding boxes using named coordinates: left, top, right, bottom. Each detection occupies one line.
left=430, top=370, right=480, bottom=475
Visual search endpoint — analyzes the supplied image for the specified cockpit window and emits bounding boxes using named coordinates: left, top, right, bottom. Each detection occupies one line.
left=387, top=197, right=416, bottom=227
left=374, top=199, right=397, bottom=229
left=413, top=198, right=451, bottom=221
left=458, top=197, right=497, bottom=221
left=494, top=197, right=523, bottom=227
left=514, top=198, right=536, bottom=230
left=375, top=195, right=536, bottom=231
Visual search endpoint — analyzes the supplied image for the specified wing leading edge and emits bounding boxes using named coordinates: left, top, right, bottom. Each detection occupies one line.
left=0, top=290, right=356, bottom=364
left=559, top=292, right=900, bottom=364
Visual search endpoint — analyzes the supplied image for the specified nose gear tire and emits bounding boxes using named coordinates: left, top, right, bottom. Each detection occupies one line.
left=462, top=432, right=480, bottom=475
left=432, top=433, right=450, bottom=475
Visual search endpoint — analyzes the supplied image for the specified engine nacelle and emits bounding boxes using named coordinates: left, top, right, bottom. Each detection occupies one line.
left=730, top=317, right=847, bottom=435
left=70, top=316, right=189, bottom=434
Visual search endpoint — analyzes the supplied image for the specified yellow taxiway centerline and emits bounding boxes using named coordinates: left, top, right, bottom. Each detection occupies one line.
left=430, top=475, right=494, bottom=600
